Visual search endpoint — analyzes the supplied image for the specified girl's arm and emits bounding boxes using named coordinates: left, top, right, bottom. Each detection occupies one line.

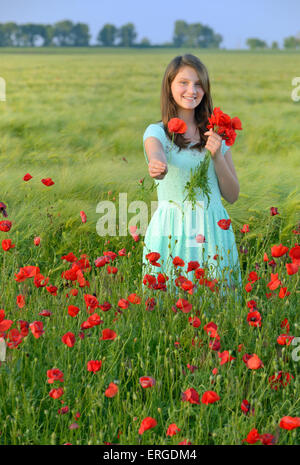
left=213, top=148, right=240, bottom=204
left=144, top=137, right=168, bottom=180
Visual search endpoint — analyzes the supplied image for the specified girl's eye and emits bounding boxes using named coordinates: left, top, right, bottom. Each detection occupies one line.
left=180, top=81, right=202, bottom=86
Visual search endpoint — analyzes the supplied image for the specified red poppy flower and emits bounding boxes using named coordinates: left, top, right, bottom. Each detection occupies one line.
left=105, top=382, right=118, bottom=397
left=277, top=334, right=294, bottom=346
left=247, top=271, right=260, bottom=283
left=279, top=416, right=300, bottom=430
left=286, top=262, right=299, bottom=275
left=80, top=211, right=87, bottom=223
left=203, top=321, right=218, bottom=338
left=83, top=294, right=99, bottom=314
left=173, top=256, right=185, bottom=267
left=267, top=273, right=282, bottom=291
left=87, top=360, right=102, bottom=373
left=49, top=387, right=64, bottom=399
left=166, top=424, right=181, bottom=436
left=209, top=338, right=221, bottom=351
left=241, top=399, right=254, bottom=415
left=34, top=274, right=49, bottom=289
left=47, top=368, right=64, bottom=384
left=0, top=220, right=12, bottom=232
left=270, top=207, right=279, bottom=216
left=175, top=298, right=192, bottom=313
left=259, top=433, right=276, bottom=445
left=98, top=301, right=111, bottom=312
left=178, top=439, right=192, bottom=445
left=244, top=353, right=264, bottom=369
left=23, top=173, right=32, bottom=181
left=38, top=310, right=52, bottom=317
left=16, top=294, right=25, bottom=309
left=33, top=236, right=41, bottom=246
left=240, top=224, right=250, bottom=233
left=6, top=328, right=23, bottom=348
left=217, top=219, right=231, bottom=230
left=117, top=298, right=129, bottom=309
left=187, top=261, right=200, bottom=272
left=271, top=243, right=289, bottom=258
left=62, top=331, right=76, bottom=347
left=138, top=417, right=157, bottom=435
left=201, top=390, right=220, bottom=405
left=247, top=310, right=262, bottom=327
left=146, top=252, right=161, bottom=267
left=46, top=285, right=58, bottom=296
left=58, top=406, right=69, bottom=415
left=242, top=428, right=261, bottom=444
left=218, top=351, right=235, bottom=365
left=181, top=388, right=200, bottom=404
left=167, top=118, right=187, bottom=134
left=100, top=329, right=117, bottom=340
left=18, top=320, right=29, bottom=337
left=41, top=178, right=54, bottom=186
left=2, top=239, right=15, bottom=251
left=29, top=321, right=44, bottom=338
left=280, top=318, right=290, bottom=333
left=68, top=305, right=80, bottom=317
left=188, top=316, right=201, bottom=328
left=127, top=293, right=141, bottom=304
left=289, top=243, right=300, bottom=265
left=49, top=388, right=64, bottom=399
left=139, top=376, right=156, bottom=388
left=278, top=287, right=291, bottom=299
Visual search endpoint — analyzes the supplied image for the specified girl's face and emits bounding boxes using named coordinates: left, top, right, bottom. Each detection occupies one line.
left=170, top=66, right=205, bottom=112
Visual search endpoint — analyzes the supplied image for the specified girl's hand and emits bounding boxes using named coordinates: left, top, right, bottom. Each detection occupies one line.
left=148, top=160, right=168, bottom=180
left=204, top=129, right=222, bottom=159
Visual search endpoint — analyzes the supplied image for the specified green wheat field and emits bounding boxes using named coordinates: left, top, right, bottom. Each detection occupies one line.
left=0, top=48, right=299, bottom=445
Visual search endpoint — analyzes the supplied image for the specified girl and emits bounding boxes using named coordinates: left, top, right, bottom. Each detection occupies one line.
left=142, top=54, right=242, bottom=300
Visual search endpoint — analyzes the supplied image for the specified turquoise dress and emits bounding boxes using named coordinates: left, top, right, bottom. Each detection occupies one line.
left=142, top=121, right=243, bottom=298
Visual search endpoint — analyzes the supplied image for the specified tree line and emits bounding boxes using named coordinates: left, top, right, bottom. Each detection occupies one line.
left=0, top=20, right=222, bottom=48
left=0, top=20, right=299, bottom=49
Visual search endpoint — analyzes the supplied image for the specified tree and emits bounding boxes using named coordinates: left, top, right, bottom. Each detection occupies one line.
left=0, top=22, right=19, bottom=46
left=53, top=20, right=74, bottom=46
left=172, top=21, right=222, bottom=48
left=18, top=23, right=46, bottom=46
left=117, top=23, right=137, bottom=47
left=246, top=38, right=268, bottom=50
left=271, top=41, right=279, bottom=49
left=40, top=25, right=54, bottom=47
left=71, top=23, right=90, bottom=46
left=97, top=24, right=118, bottom=46
left=284, top=35, right=300, bottom=49
left=173, top=20, right=189, bottom=47
left=139, top=37, right=151, bottom=47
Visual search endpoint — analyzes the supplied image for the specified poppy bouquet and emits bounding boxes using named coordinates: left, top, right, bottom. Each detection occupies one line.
left=183, top=108, right=242, bottom=208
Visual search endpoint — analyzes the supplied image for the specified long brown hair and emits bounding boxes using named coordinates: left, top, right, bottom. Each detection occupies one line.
left=158, top=54, right=213, bottom=152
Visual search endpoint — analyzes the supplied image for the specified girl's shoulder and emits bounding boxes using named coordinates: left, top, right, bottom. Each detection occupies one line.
left=143, top=121, right=169, bottom=145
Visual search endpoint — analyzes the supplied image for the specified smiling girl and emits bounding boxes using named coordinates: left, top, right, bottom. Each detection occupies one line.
left=142, top=54, right=242, bottom=299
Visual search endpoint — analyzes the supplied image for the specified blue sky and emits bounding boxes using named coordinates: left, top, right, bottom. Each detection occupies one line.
left=1, top=0, right=299, bottom=49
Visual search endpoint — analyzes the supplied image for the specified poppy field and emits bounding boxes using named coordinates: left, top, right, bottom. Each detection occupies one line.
left=0, top=48, right=299, bottom=445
